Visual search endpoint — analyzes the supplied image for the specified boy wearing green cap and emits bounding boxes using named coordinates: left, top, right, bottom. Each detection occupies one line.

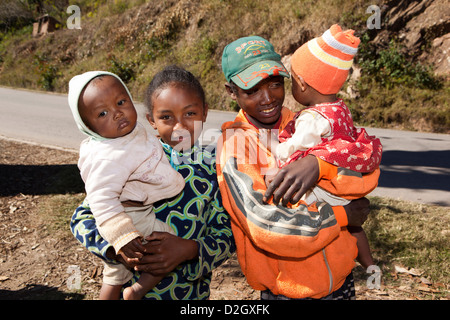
left=216, top=36, right=379, bottom=299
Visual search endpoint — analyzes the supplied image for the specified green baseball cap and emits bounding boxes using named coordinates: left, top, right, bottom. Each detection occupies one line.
left=222, top=36, right=290, bottom=89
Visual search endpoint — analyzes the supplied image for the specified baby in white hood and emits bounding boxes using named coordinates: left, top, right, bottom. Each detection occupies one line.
left=68, top=71, right=185, bottom=300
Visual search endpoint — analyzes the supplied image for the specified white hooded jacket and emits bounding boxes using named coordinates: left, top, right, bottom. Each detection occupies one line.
left=68, top=71, right=185, bottom=251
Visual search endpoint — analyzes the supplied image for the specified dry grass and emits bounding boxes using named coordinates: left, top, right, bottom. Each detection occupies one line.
left=365, top=197, right=449, bottom=285
left=1, top=138, right=448, bottom=299
left=33, top=192, right=450, bottom=299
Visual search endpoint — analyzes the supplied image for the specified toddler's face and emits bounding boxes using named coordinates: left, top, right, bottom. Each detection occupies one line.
left=78, top=76, right=137, bottom=139
left=147, top=85, right=208, bottom=151
left=229, top=76, right=285, bottom=129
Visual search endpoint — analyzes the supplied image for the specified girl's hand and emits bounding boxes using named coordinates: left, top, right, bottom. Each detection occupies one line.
left=133, top=232, right=199, bottom=276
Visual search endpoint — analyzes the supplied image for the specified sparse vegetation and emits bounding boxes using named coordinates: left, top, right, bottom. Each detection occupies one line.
left=357, top=34, right=443, bottom=90
left=107, top=54, right=136, bottom=83
left=366, top=197, right=449, bottom=286
left=0, top=0, right=448, bottom=133
left=346, top=30, right=449, bottom=132
left=33, top=53, right=59, bottom=90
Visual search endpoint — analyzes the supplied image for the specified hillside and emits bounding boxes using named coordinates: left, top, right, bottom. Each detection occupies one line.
left=0, top=0, right=449, bottom=132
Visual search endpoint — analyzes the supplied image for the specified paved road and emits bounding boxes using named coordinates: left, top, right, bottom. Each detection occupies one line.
left=1, top=86, right=449, bottom=206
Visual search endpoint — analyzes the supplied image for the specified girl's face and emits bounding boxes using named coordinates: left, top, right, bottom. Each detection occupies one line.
left=147, top=85, right=208, bottom=151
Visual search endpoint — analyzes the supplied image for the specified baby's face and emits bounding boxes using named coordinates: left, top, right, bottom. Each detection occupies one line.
left=78, top=75, right=137, bottom=139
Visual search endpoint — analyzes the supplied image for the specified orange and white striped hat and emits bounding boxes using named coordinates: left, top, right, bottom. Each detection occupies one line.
left=291, top=24, right=360, bottom=94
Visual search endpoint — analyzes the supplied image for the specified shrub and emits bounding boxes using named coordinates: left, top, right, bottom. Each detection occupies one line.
left=108, top=55, right=135, bottom=83
left=34, top=54, right=59, bottom=91
left=357, top=33, right=443, bottom=90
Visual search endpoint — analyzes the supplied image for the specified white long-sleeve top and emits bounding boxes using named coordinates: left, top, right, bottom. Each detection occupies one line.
left=276, top=109, right=331, bottom=164
left=78, top=122, right=185, bottom=227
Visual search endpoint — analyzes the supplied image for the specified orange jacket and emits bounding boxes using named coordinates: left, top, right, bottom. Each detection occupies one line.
left=216, top=107, right=379, bottom=299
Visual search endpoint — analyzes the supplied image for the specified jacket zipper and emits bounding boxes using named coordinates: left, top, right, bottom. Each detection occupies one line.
left=322, top=248, right=333, bottom=295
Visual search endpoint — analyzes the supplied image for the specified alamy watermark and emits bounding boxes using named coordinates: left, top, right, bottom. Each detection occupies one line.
left=366, top=5, right=381, bottom=30
left=67, top=5, right=81, bottom=30
left=65, top=4, right=381, bottom=30
left=66, top=264, right=81, bottom=290
left=366, top=265, right=382, bottom=289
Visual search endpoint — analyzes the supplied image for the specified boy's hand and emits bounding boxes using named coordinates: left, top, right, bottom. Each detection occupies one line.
left=263, top=155, right=319, bottom=206
left=343, top=197, right=370, bottom=227
left=117, top=238, right=147, bottom=264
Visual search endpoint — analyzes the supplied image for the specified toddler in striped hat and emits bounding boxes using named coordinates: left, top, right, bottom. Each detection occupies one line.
left=275, top=24, right=383, bottom=270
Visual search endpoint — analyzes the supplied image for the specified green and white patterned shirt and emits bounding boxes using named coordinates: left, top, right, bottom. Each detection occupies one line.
left=70, top=141, right=235, bottom=299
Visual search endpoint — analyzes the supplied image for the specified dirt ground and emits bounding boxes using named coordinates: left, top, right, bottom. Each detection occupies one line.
left=0, top=138, right=446, bottom=300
